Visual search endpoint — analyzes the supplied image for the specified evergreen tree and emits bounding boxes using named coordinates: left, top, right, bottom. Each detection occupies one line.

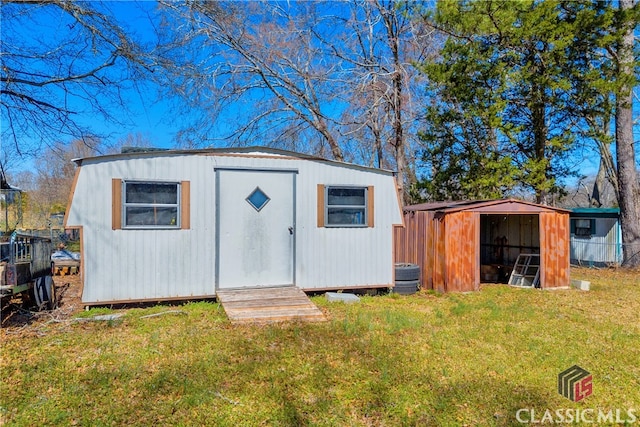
left=416, top=1, right=590, bottom=203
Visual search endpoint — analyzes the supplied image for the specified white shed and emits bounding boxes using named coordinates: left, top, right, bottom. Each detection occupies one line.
left=570, top=208, right=622, bottom=266
left=64, top=147, right=403, bottom=305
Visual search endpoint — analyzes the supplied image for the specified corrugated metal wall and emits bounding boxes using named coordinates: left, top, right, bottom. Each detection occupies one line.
left=66, top=152, right=403, bottom=303
left=67, top=155, right=216, bottom=303
left=444, top=212, right=479, bottom=292
left=432, top=215, right=446, bottom=292
left=570, top=218, right=621, bottom=265
left=394, top=211, right=479, bottom=293
left=539, top=212, right=570, bottom=288
left=294, top=158, right=402, bottom=289
left=394, top=205, right=570, bottom=293
left=394, top=211, right=436, bottom=291
left=394, top=211, right=480, bottom=292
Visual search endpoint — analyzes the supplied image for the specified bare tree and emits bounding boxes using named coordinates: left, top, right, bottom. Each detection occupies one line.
left=563, top=173, right=617, bottom=209
left=157, top=1, right=346, bottom=160
left=156, top=1, right=434, bottom=202
left=330, top=0, right=435, bottom=201
left=24, top=139, right=99, bottom=228
left=581, top=117, right=618, bottom=207
left=1, top=1, right=153, bottom=157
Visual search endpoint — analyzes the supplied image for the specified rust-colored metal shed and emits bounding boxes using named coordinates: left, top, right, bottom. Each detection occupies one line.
left=394, top=199, right=570, bottom=292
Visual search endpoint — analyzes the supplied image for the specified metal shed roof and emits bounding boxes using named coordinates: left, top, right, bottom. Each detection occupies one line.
left=72, top=146, right=396, bottom=175
left=405, top=198, right=570, bottom=214
left=571, top=207, right=620, bottom=218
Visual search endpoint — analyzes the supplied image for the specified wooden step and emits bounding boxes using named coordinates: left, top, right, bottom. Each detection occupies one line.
left=216, top=287, right=326, bottom=324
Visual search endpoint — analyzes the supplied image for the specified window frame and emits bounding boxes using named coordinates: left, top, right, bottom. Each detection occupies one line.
left=122, top=180, right=182, bottom=229
left=571, top=218, right=595, bottom=239
left=324, top=185, right=369, bottom=228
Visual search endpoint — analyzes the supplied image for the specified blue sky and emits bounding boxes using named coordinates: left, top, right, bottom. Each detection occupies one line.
left=0, top=1, right=178, bottom=167
left=70, top=1, right=178, bottom=149
left=1, top=0, right=638, bottom=189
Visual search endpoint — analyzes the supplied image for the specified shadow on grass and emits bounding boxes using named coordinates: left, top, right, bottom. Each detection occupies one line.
left=265, top=370, right=554, bottom=426
left=421, top=376, right=553, bottom=426
left=163, top=341, right=552, bottom=426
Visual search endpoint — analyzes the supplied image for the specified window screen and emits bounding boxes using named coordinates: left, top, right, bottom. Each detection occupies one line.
left=123, top=181, right=180, bottom=228
left=325, top=186, right=367, bottom=226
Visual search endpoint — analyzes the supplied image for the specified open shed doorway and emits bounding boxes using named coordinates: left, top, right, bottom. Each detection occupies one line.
left=480, top=214, right=540, bottom=283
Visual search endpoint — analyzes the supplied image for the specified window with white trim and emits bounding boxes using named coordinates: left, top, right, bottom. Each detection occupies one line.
left=123, top=181, right=180, bottom=228
left=325, top=186, right=368, bottom=227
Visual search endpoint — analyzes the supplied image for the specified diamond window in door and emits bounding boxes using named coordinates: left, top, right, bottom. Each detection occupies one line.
left=246, top=187, right=271, bottom=212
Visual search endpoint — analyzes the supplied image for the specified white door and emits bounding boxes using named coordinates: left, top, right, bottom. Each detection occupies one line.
left=216, top=169, right=296, bottom=289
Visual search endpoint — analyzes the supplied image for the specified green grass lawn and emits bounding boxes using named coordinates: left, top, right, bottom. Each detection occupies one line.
left=1, top=268, right=638, bottom=426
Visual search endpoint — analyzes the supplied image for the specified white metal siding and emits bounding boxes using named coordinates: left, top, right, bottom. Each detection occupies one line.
left=67, top=155, right=217, bottom=303
left=294, top=160, right=401, bottom=289
left=66, top=152, right=403, bottom=303
left=570, top=218, right=622, bottom=265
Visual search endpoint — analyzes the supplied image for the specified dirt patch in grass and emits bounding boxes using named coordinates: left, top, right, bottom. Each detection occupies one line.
left=0, top=273, right=84, bottom=333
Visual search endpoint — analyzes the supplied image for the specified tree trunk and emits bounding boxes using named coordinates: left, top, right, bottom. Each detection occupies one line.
left=592, top=118, right=619, bottom=203
left=591, top=112, right=614, bottom=207
left=392, top=69, right=405, bottom=205
left=590, top=157, right=606, bottom=207
left=379, top=1, right=406, bottom=205
left=316, top=118, right=344, bottom=162
left=616, top=0, right=640, bottom=267
left=532, top=85, right=548, bottom=205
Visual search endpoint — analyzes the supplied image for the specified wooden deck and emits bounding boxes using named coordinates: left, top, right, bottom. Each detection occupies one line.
left=216, top=287, right=326, bottom=324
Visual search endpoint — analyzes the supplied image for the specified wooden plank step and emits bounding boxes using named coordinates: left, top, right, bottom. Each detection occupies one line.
left=231, top=315, right=326, bottom=324
left=229, top=308, right=326, bottom=321
left=230, top=307, right=325, bottom=317
left=216, top=287, right=305, bottom=302
left=217, top=286, right=326, bottom=324
left=221, top=297, right=313, bottom=309
left=228, top=306, right=322, bottom=317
